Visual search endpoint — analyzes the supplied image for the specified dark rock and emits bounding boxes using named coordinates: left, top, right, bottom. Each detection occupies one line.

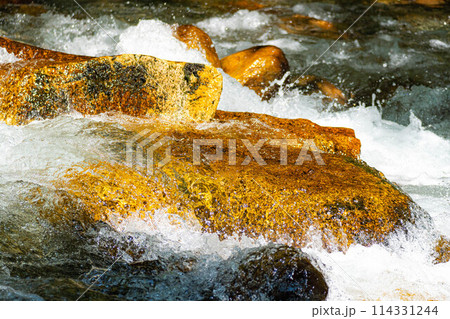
left=218, top=244, right=328, bottom=301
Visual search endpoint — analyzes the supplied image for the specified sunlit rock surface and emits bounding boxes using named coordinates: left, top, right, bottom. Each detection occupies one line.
left=173, top=24, right=221, bottom=68
left=0, top=37, right=222, bottom=125
left=50, top=111, right=418, bottom=251
left=220, top=45, right=290, bottom=100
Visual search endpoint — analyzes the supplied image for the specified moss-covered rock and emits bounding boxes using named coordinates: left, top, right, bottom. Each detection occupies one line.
left=0, top=37, right=222, bottom=125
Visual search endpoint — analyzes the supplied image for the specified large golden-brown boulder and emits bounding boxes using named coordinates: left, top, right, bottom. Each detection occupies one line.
left=220, top=45, right=290, bottom=100
left=0, top=37, right=222, bottom=125
left=173, top=24, right=221, bottom=68
left=51, top=110, right=417, bottom=251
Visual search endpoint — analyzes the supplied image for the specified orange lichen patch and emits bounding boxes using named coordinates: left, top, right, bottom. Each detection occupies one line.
left=53, top=113, right=413, bottom=251
left=214, top=110, right=360, bottom=158
left=0, top=37, right=222, bottom=125
left=279, top=14, right=344, bottom=40
left=293, top=75, right=348, bottom=105
left=173, top=24, right=221, bottom=68
left=433, top=236, right=450, bottom=264
left=220, top=45, right=290, bottom=100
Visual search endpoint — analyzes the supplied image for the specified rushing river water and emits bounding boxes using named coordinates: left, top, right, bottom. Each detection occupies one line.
left=0, top=0, right=449, bottom=300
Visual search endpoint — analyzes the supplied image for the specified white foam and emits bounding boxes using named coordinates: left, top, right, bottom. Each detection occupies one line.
left=307, top=240, right=450, bottom=300
left=430, top=39, right=450, bottom=49
left=217, top=71, right=267, bottom=112
left=112, top=209, right=267, bottom=260
left=261, top=38, right=307, bottom=52
left=0, top=117, right=110, bottom=185
left=0, top=48, right=20, bottom=63
left=292, top=4, right=335, bottom=21
left=117, top=19, right=209, bottom=64
left=37, top=12, right=123, bottom=57
left=197, top=10, right=271, bottom=36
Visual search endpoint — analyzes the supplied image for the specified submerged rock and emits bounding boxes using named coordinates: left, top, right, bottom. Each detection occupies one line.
left=0, top=3, right=47, bottom=16
left=0, top=0, right=34, bottom=6
left=173, top=24, right=221, bottom=68
left=185, top=0, right=266, bottom=13
left=292, top=75, right=348, bottom=105
left=52, top=111, right=417, bottom=251
left=230, top=0, right=266, bottom=10
left=278, top=14, right=344, bottom=40
left=378, top=0, right=446, bottom=7
left=0, top=37, right=222, bottom=125
left=220, top=45, right=290, bottom=100
left=218, top=245, right=328, bottom=301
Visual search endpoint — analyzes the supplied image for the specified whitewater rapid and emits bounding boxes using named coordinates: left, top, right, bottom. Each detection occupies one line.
left=0, top=11, right=449, bottom=300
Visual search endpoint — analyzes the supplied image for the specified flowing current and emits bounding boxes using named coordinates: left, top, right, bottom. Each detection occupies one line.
left=0, top=2, right=449, bottom=300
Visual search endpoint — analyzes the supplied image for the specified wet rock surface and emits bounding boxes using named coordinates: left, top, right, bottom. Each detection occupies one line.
left=221, top=45, right=290, bottom=100
left=0, top=37, right=222, bottom=125
left=173, top=24, right=221, bottom=68
left=49, top=111, right=420, bottom=252
left=217, top=245, right=328, bottom=301
left=292, top=75, right=348, bottom=105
